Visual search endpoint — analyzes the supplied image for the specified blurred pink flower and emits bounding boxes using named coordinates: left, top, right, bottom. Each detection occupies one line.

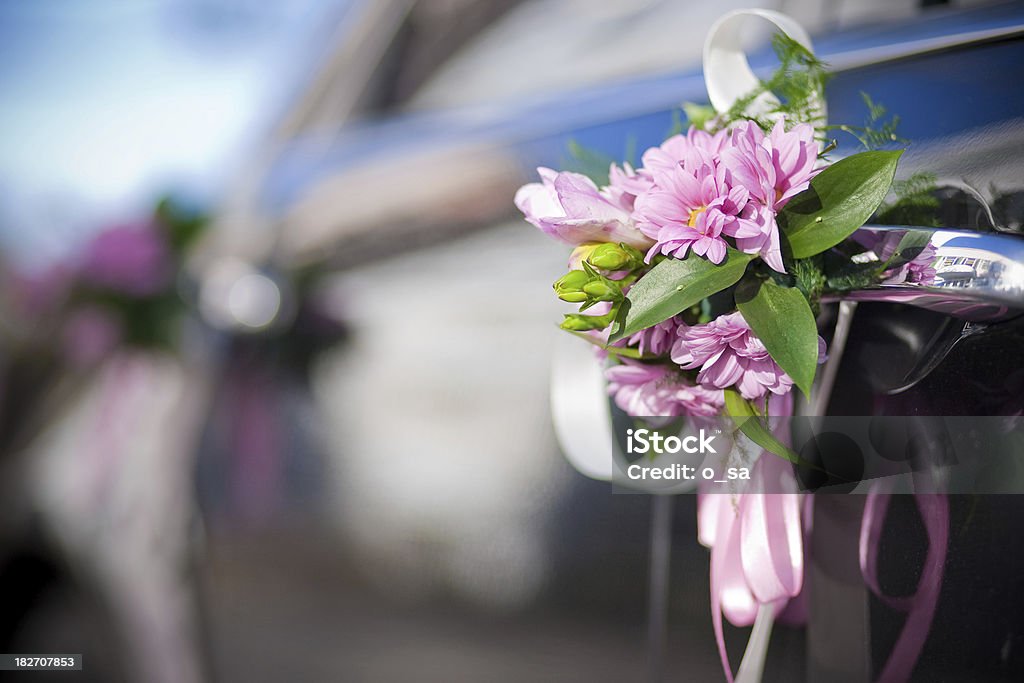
left=78, top=224, right=171, bottom=297
left=514, top=168, right=653, bottom=249
left=605, top=360, right=723, bottom=417
left=671, top=311, right=826, bottom=400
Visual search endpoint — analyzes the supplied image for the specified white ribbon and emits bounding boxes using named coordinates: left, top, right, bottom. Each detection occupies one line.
left=703, top=8, right=826, bottom=124
left=549, top=332, right=615, bottom=480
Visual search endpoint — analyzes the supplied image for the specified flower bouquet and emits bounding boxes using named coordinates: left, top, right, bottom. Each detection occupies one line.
left=516, top=9, right=952, bottom=682
left=0, top=198, right=208, bottom=458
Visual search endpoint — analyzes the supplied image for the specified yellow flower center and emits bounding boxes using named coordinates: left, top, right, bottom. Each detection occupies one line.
left=687, top=206, right=707, bottom=228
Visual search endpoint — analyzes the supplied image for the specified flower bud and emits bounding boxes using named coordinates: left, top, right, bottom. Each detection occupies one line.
left=560, top=315, right=597, bottom=331
left=568, top=243, right=602, bottom=270
left=587, top=242, right=644, bottom=271
left=582, top=280, right=617, bottom=300
left=553, top=270, right=590, bottom=302
left=560, top=308, right=617, bottom=332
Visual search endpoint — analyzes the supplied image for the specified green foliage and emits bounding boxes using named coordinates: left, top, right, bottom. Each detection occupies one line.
left=790, top=254, right=826, bottom=314
left=822, top=255, right=884, bottom=291
left=826, top=92, right=904, bottom=151
left=723, top=389, right=803, bottom=463
left=609, top=250, right=755, bottom=342
left=734, top=277, right=819, bottom=399
left=781, top=150, right=903, bottom=258
left=722, top=32, right=830, bottom=132
left=883, top=230, right=934, bottom=271
left=562, top=137, right=638, bottom=185
left=155, top=195, right=209, bottom=252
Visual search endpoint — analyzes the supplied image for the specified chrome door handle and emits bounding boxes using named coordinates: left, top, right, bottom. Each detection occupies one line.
left=823, top=226, right=1024, bottom=322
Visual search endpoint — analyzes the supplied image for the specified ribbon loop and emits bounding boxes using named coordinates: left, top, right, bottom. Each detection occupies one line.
left=702, top=9, right=826, bottom=124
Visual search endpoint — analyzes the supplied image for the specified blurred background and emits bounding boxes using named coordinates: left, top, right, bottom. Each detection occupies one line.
left=1, top=0, right=1022, bottom=681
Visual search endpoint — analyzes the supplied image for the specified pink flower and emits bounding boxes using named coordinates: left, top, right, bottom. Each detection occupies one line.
left=605, top=360, right=724, bottom=418
left=905, top=244, right=938, bottom=284
left=634, top=160, right=752, bottom=264
left=720, top=120, right=819, bottom=272
left=626, top=316, right=681, bottom=357
left=79, top=224, right=171, bottom=297
left=641, top=127, right=729, bottom=176
left=725, top=120, right=818, bottom=209
left=606, top=162, right=654, bottom=210
left=671, top=312, right=826, bottom=400
left=514, top=167, right=653, bottom=249
left=881, top=242, right=938, bottom=285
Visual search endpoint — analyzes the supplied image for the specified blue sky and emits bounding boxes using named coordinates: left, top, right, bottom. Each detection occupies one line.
left=0, top=0, right=348, bottom=265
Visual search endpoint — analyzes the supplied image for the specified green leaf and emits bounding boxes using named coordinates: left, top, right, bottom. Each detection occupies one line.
left=609, top=249, right=754, bottom=342
left=781, top=150, right=902, bottom=258
left=723, top=389, right=801, bottom=464
left=735, top=278, right=819, bottom=399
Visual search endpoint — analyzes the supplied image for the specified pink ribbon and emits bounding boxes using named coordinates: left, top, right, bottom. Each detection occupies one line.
left=700, top=400, right=950, bottom=682
left=859, top=489, right=949, bottom=683
left=702, top=394, right=805, bottom=682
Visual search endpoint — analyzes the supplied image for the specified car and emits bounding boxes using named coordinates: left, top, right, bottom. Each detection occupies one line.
left=219, top=2, right=1024, bottom=680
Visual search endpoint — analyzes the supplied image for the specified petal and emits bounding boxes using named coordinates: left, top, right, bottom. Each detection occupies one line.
left=554, top=172, right=625, bottom=223
left=704, top=237, right=727, bottom=264
left=759, top=222, right=786, bottom=273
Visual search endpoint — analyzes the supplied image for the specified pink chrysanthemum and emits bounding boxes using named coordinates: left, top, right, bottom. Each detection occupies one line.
left=635, top=160, right=751, bottom=265
left=720, top=120, right=819, bottom=272
left=626, top=316, right=682, bottom=357
left=606, top=162, right=654, bottom=210
left=605, top=361, right=724, bottom=418
left=641, top=127, right=729, bottom=176
left=671, top=312, right=826, bottom=400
